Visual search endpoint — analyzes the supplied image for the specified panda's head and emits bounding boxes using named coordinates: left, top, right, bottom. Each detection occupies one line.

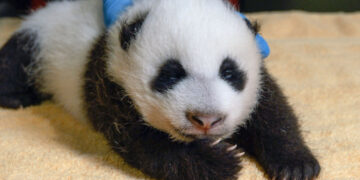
left=106, top=0, right=262, bottom=141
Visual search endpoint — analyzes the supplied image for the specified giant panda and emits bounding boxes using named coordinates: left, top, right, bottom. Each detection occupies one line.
left=0, top=0, right=320, bottom=179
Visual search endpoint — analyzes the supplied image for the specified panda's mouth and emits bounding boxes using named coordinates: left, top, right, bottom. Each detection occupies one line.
left=173, top=127, right=224, bottom=140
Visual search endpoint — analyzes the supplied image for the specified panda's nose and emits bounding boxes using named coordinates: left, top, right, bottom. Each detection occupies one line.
left=186, top=111, right=225, bottom=132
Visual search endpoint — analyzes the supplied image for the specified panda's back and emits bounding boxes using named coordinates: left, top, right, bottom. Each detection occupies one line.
left=20, top=0, right=104, bottom=121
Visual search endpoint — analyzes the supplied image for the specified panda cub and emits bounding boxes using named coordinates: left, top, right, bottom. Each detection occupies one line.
left=0, top=0, right=320, bottom=179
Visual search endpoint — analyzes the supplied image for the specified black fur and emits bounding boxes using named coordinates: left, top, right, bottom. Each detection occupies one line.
left=84, top=34, right=242, bottom=180
left=0, top=30, right=44, bottom=109
left=244, top=18, right=260, bottom=36
left=229, top=67, right=320, bottom=180
left=219, top=58, right=247, bottom=91
left=151, top=59, right=187, bottom=94
left=120, top=14, right=147, bottom=51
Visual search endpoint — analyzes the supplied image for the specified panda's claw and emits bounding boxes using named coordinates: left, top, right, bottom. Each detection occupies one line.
left=235, top=152, right=245, bottom=158
left=210, top=138, right=223, bottom=146
left=227, top=144, right=237, bottom=152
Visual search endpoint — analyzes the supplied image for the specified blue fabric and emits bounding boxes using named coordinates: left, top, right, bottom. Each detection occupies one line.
left=103, top=0, right=270, bottom=59
left=103, top=0, right=133, bottom=28
left=237, top=12, right=270, bottom=59
left=255, top=34, right=270, bottom=59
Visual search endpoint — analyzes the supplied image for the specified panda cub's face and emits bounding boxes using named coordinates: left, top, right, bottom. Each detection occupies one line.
left=107, top=0, right=262, bottom=141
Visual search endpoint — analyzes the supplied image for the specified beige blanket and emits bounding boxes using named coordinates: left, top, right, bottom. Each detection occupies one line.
left=1, top=11, right=359, bottom=179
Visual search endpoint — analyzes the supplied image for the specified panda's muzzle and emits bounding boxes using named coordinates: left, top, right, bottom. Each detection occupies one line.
left=185, top=111, right=226, bottom=135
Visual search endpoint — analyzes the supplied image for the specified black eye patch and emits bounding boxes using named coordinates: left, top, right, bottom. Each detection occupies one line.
left=151, top=60, right=187, bottom=93
left=219, top=58, right=247, bottom=91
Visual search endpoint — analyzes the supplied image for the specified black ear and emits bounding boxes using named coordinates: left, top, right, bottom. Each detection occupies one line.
left=244, top=18, right=260, bottom=36
left=120, top=13, right=148, bottom=51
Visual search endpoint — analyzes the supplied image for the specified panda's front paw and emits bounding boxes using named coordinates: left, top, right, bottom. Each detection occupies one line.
left=264, top=154, right=320, bottom=180
left=189, top=139, right=243, bottom=180
left=0, top=93, right=42, bottom=109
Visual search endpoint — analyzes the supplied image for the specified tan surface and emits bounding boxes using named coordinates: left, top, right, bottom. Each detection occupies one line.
left=1, top=11, right=360, bottom=179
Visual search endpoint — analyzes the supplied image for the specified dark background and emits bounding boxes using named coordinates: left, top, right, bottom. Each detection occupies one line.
left=1, top=0, right=360, bottom=17
left=0, top=0, right=33, bottom=17
left=239, top=0, right=360, bottom=12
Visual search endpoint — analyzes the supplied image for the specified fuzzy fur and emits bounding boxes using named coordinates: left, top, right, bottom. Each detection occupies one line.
left=0, top=0, right=320, bottom=179
left=106, top=0, right=261, bottom=141
left=84, top=35, right=242, bottom=179
left=20, top=0, right=104, bottom=121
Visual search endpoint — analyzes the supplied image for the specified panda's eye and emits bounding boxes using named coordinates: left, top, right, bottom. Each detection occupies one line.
left=151, top=59, right=187, bottom=93
left=219, top=58, right=247, bottom=91
left=223, top=69, right=234, bottom=79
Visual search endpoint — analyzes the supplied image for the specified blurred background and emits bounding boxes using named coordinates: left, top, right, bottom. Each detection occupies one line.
left=0, top=0, right=359, bottom=17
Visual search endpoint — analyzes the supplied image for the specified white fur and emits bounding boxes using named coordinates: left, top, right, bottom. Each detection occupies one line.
left=21, top=0, right=104, bottom=121
left=20, top=0, right=262, bottom=141
left=107, top=0, right=262, bottom=141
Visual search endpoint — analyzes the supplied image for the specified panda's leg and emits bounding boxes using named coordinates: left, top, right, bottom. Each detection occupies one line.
left=105, top=125, right=243, bottom=180
left=0, top=30, right=44, bottom=109
left=228, top=68, right=320, bottom=180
